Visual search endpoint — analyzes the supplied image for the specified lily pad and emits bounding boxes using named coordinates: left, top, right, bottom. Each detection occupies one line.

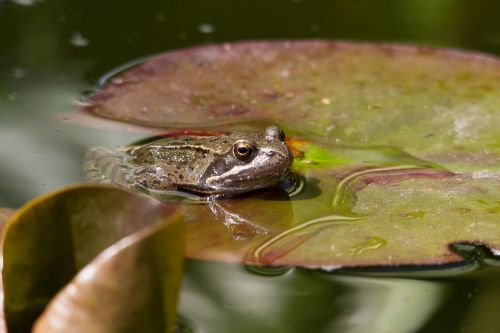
left=182, top=143, right=499, bottom=269
left=251, top=172, right=500, bottom=268
left=2, top=185, right=184, bottom=333
left=77, top=41, right=500, bottom=270
left=82, top=41, right=500, bottom=171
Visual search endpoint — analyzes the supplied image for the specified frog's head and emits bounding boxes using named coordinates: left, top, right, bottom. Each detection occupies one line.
left=201, top=126, right=294, bottom=194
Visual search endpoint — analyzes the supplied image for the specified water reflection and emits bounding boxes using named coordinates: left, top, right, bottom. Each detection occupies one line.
left=7, top=0, right=42, bottom=6
left=179, top=260, right=500, bottom=333
left=207, top=198, right=271, bottom=241
left=69, top=31, right=89, bottom=47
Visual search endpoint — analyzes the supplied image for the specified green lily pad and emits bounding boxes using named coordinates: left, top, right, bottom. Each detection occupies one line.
left=250, top=172, right=500, bottom=268
left=2, top=185, right=184, bottom=333
left=181, top=144, right=499, bottom=269
left=82, top=41, right=500, bottom=171
left=77, top=41, right=500, bottom=270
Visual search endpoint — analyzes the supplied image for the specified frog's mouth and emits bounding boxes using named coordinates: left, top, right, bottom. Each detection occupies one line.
left=205, top=171, right=291, bottom=194
left=204, top=147, right=293, bottom=194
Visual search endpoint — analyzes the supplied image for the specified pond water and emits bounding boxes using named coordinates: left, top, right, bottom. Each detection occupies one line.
left=1, top=1, right=500, bottom=332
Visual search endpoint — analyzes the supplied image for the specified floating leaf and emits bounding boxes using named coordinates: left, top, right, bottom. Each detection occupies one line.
left=178, top=162, right=500, bottom=269
left=82, top=41, right=500, bottom=171
left=250, top=174, right=500, bottom=268
left=2, top=185, right=184, bottom=333
left=77, top=41, right=500, bottom=270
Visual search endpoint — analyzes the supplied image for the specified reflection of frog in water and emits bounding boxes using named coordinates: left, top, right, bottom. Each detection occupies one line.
left=85, top=126, right=294, bottom=196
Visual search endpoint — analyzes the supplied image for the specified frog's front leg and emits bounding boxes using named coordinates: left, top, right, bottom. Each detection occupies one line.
left=128, top=164, right=178, bottom=191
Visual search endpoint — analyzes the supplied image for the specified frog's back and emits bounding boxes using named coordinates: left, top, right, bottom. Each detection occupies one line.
left=128, top=135, right=233, bottom=166
left=129, top=142, right=211, bottom=166
left=85, top=136, right=217, bottom=192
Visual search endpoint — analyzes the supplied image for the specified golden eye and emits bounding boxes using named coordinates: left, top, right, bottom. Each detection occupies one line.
left=233, top=141, right=254, bottom=161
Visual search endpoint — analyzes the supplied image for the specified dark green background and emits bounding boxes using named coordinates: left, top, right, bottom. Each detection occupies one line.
left=1, top=0, right=499, bottom=79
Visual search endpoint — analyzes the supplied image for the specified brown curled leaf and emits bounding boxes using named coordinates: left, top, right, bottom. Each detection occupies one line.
left=2, top=185, right=184, bottom=333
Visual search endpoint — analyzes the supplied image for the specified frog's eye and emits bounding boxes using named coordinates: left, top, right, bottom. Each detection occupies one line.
left=233, top=141, right=254, bottom=161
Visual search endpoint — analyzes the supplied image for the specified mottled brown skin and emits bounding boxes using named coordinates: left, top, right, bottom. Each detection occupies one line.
left=85, top=126, right=293, bottom=195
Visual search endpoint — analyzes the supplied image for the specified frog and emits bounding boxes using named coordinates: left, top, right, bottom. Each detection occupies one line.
left=84, top=125, right=294, bottom=196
